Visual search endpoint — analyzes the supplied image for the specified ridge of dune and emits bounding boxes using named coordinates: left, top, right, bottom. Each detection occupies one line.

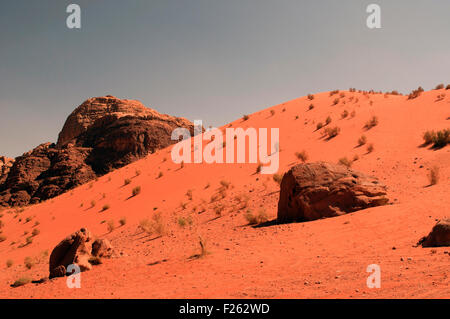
left=0, top=88, right=449, bottom=298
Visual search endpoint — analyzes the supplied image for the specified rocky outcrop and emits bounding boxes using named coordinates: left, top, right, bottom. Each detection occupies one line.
left=0, top=156, right=14, bottom=185
left=0, top=96, right=194, bottom=207
left=49, top=228, right=93, bottom=279
left=49, top=228, right=114, bottom=278
left=57, top=95, right=192, bottom=146
left=418, top=219, right=450, bottom=247
left=277, top=162, right=389, bottom=223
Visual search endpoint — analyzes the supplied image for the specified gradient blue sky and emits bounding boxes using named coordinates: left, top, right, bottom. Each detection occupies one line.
left=1, top=0, right=450, bottom=158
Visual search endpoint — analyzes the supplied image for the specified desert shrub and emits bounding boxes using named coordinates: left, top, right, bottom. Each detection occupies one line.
left=102, top=204, right=110, bottom=212
left=135, top=170, right=141, bottom=176
left=25, top=236, right=33, bottom=245
left=435, top=83, right=444, bottom=90
left=31, top=229, right=40, bottom=237
left=324, top=126, right=340, bottom=139
left=119, top=217, right=127, bottom=226
left=338, top=157, right=352, bottom=168
left=273, top=174, right=283, bottom=185
left=245, top=209, right=268, bottom=225
left=365, top=116, right=379, bottom=129
left=408, top=86, right=424, bottom=100
left=132, top=186, right=141, bottom=197
left=270, top=110, right=275, bottom=116
left=140, top=213, right=165, bottom=236
left=358, top=135, right=367, bottom=146
left=11, top=277, right=31, bottom=288
left=24, top=257, right=34, bottom=269
left=107, top=220, right=115, bottom=233
left=446, top=84, right=450, bottom=90
left=353, top=154, right=359, bottom=161
left=124, top=178, right=131, bottom=186
left=90, top=200, right=96, bottom=208
left=428, top=166, right=440, bottom=185
left=220, top=180, right=231, bottom=189
left=330, top=90, right=339, bottom=96
left=325, top=116, right=332, bottom=125
left=295, top=150, right=308, bottom=163
left=242, top=114, right=250, bottom=121
left=423, top=130, right=436, bottom=145
left=6, top=259, right=13, bottom=268
left=367, top=143, right=374, bottom=153
left=316, top=122, right=323, bottom=130
left=0, top=235, right=6, bottom=242
left=214, top=204, right=225, bottom=217
left=333, top=98, right=340, bottom=105
left=307, top=94, right=314, bottom=100
left=186, top=189, right=193, bottom=201
left=178, top=217, right=187, bottom=227
left=433, top=129, right=450, bottom=148
left=341, top=110, right=349, bottom=118
left=308, top=104, right=314, bottom=110
left=295, top=115, right=299, bottom=120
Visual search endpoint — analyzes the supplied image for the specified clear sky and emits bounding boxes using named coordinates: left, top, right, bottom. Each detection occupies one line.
left=1, top=0, right=450, bottom=158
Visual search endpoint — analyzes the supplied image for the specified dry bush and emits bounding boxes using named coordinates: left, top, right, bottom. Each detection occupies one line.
left=308, top=104, right=314, bottom=110
left=428, top=166, right=440, bottom=185
left=124, top=178, right=131, bottom=186
left=435, top=83, right=444, bottom=90
left=273, top=174, right=283, bottom=185
left=140, top=213, right=166, bottom=237
left=11, top=277, right=31, bottom=288
left=333, top=98, right=340, bottom=105
left=407, top=86, right=424, bottom=100
left=324, top=126, right=340, bottom=139
left=186, top=189, right=193, bottom=201
left=316, top=122, right=323, bottom=130
left=367, top=143, right=374, bottom=153
left=119, top=217, right=127, bottom=226
left=307, top=94, right=314, bottom=100
left=295, top=150, right=308, bottom=163
left=242, top=114, right=250, bottom=121
left=358, top=135, right=367, bottom=146
left=245, top=209, right=269, bottom=225
left=132, top=186, right=141, bottom=197
left=24, top=257, right=34, bottom=269
left=338, top=157, right=353, bottom=168
left=101, top=204, right=110, bottom=212
left=341, top=110, right=349, bottom=118
left=0, top=235, right=6, bottom=243
left=31, top=229, right=40, bottom=237
left=220, top=180, right=231, bottom=189
left=107, top=220, right=115, bottom=233
left=135, top=170, right=141, bottom=176
left=270, top=110, right=275, bottom=116
left=364, top=116, right=379, bottom=130
left=330, top=90, right=339, bottom=96
left=6, top=259, right=13, bottom=268
left=446, top=84, right=450, bottom=90
left=157, top=171, right=163, bottom=179
left=423, top=129, right=450, bottom=148
left=325, top=116, right=332, bottom=125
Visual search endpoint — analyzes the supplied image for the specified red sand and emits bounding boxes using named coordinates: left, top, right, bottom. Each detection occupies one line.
left=0, top=89, right=449, bottom=298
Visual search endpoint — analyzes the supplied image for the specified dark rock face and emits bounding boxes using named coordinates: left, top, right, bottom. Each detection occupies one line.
left=0, top=96, right=194, bottom=207
left=277, top=162, right=389, bottom=223
left=419, top=219, right=450, bottom=247
left=0, top=156, right=14, bottom=185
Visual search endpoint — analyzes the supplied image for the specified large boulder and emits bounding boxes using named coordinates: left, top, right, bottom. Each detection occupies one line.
left=49, top=228, right=93, bottom=279
left=277, top=162, right=389, bottom=223
left=419, top=219, right=450, bottom=247
left=0, top=96, right=195, bottom=206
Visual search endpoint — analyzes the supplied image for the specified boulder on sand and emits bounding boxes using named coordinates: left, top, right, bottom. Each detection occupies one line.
left=418, top=219, right=450, bottom=247
left=277, top=162, right=389, bottom=223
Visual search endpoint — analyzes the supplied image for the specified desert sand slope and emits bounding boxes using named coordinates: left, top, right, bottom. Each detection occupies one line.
left=0, top=89, right=449, bottom=298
